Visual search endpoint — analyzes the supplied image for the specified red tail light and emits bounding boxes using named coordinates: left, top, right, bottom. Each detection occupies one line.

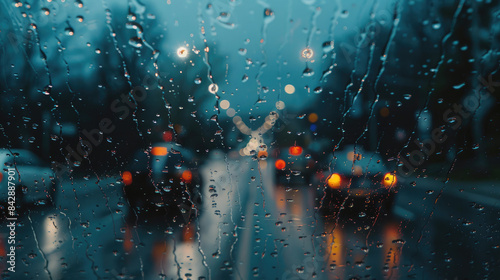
left=182, top=170, right=193, bottom=183
left=275, top=159, right=286, bottom=170
left=289, top=146, right=303, bottom=156
left=162, top=131, right=173, bottom=142
left=122, top=171, right=133, bottom=186
left=0, top=173, right=3, bottom=183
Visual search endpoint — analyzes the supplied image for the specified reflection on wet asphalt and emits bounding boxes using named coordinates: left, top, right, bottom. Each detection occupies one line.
left=4, top=156, right=498, bottom=280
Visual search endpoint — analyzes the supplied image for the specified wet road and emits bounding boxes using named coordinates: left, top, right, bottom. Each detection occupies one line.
left=2, top=157, right=499, bottom=280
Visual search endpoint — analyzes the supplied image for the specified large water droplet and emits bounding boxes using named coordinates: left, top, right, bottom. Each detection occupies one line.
left=127, top=13, right=137, bottom=21
left=302, top=67, right=314, bottom=77
left=322, top=41, right=334, bottom=53
left=264, top=8, right=275, bottom=22
left=41, top=8, right=50, bottom=16
left=301, top=48, right=314, bottom=59
left=208, top=83, right=219, bottom=94
left=431, top=21, right=441, bottom=30
left=64, top=27, right=74, bottom=36
left=128, top=37, right=143, bottom=48
left=43, top=85, right=52, bottom=95
left=126, top=22, right=143, bottom=34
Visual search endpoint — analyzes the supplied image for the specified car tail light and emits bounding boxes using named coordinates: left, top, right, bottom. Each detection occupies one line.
left=162, top=131, right=173, bottom=142
left=151, top=146, right=168, bottom=156
left=383, top=172, right=397, bottom=188
left=289, top=146, right=303, bottom=156
left=182, top=170, right=192, bottom=183
left=122, top=171, right=133, bottom=186
left=327, top=173, right=342, bottom=189
left=275, top=159, right=286, bottom=170
left=0, top=173, right=2, bottom=182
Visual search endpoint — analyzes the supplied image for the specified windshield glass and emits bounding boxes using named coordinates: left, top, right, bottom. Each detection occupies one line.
left=1, top=0, right=499, bottom=279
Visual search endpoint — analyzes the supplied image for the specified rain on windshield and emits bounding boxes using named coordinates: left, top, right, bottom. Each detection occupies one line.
left=1, top=0, right=499, bottom=279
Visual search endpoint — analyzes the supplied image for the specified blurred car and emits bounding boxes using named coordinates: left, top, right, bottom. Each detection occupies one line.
left=272, top=145, right=318, bottom=187
left=121, top=143, right=202, bottom=225
left=0, top=149, right=56, bottom=212
left=318, top=145, right=398, bottom=213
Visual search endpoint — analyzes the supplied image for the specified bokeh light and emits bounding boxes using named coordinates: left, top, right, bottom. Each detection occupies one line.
left=284, top=84, right=295, bottom=94
left=220, top=100, right=230, bottom=110
left=177, top=47, right=188, bottom=58
left=327, top=173, right=341, bottom=189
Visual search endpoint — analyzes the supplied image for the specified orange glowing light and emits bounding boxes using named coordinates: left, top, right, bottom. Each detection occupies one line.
left=182, top=225, right=195, bottom=242
left=383, top=173, right=397, bottom=187
left=327, top=173, right=342, bottom=189
left=308, top=113, right=318, bottom=123
left=151, top=146, right=168, bottom=156
left=289, top=146, right=303, bottom=156
left=152, top=241, right=167, bottom=270
left=275, top=159, right=286, bottom=170
left=122, top=171, right=133, bottom=186
left=257, top=150, right=268, bottom=160
left=182, top=170, right=193, bottom=182
left=123, top=226, right=133, bottom=253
